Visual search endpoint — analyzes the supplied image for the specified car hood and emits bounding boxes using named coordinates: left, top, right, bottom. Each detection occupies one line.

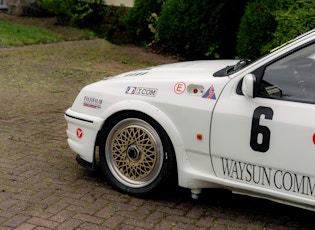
left=108, top=60, right=238, bottom=81
left=70, top=60, right=238, bottom=116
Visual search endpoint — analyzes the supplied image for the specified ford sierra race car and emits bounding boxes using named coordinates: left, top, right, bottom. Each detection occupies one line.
left=65, top=29, right=315, bottom=211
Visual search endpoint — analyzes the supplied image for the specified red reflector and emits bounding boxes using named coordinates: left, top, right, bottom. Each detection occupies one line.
left=197, top=134, right=202, bottom=140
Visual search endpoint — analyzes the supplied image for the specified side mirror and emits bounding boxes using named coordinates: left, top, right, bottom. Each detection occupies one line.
left=242, top=74, right=257, bottom=98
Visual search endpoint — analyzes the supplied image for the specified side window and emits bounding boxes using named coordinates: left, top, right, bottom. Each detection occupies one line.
left=259, top=43, right=315, bottom=103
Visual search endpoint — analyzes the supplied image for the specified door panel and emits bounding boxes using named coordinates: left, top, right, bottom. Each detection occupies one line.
left=211, top=85, right=315, bottom=199
left=211, top=43, right=315, bottom=200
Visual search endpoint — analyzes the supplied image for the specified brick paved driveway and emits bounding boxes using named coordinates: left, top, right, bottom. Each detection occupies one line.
left=0, top=40, right=315, bottom=229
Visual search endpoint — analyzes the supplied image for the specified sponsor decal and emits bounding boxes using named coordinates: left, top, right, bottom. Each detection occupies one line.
left=124, top=71, right=148, bottom=77
left=221, top=157, right=315, bottom=199
left=83, top=96, right=102, bottom=109
left=125, top=86, right=158, bottom=97
left=125, top=86, right=137, bottom=94
left=202, top=85, right=216, bottom=100
left=76, top=128, right=83, bottom=139
left=174, top=82, right=186, bottom=94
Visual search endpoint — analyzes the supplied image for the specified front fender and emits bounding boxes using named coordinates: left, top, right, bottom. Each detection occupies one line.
left=101, top=100, right=183, bottom=148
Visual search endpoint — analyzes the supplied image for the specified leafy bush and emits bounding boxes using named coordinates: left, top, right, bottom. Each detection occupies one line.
left=237, top=0, right=315, bottom=59
left=125, top=0, right=165, bottom=44
left=41, top=0, right=107, bottom=28
left=101, top=5, right=131, bottom=44
left=156, top=0, right=248, bottom=59
left=261, top=0, right=315, bottom=53
left=22, top=0, right=54, bottom=17
left=236, top=0, right=277, bottom=59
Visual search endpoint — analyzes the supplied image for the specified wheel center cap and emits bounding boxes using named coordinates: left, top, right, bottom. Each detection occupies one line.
left=127, top=145, right=141, bottom=162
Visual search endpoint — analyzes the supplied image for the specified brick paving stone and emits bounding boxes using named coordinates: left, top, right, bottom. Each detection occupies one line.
left=95, top=206, right=118, bottom=219
left=185, top=206, right=205, bottom=219
left=155, top=219, right=176, bottom=230
left=50, top=210, right=76, bottom=223
left=78, top=222, right=108, bottom=230
left=156, top=205, right=187, bottom=216
left=103, top=215, right=125, bottom=229
left=73, top=213, right=104, bottom=225
left=3, top=215, right=30, bottom=228
left=117, top=210, right=146, bottom=220
left=124, top=218, right=155, bottom=229
left=15, top=223, right=37, bottom=230
left=27, top=217, right=59, bottom=229
left=116, top=223, right=138, bottom=230
left=145, top=211, right=165, bottom=224
left=55, top=218, right=84, bottom=230
left=175, top=222, right=208, bottom=230
left=45, top=201, right=69, bottom=214
left=196, top=215, right=215, bottom=228
left=165, top=214, right=196, bottom=225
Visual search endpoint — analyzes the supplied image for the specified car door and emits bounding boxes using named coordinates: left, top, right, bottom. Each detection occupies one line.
left=210, top=42, right=315, bottom=203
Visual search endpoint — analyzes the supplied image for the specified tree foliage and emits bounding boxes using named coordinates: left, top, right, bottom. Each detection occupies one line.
left=236, top=0, right=277, bottom=59
left=236, top=0, right=315, bottom=59
left=262, top=0, right=315, bottom=53
left=156, top=0, right=248, bottom=59
left=37, top=0, right=315, bottom=60
left=125, top=0, right=165, bottom=44
left=40, top=0, right=107, bottom=28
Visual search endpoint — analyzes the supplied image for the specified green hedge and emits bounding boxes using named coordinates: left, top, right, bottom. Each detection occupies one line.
left=40, top=0, right=107, bottom=28
left=237, top=0, right=315, bottom=59
left=236, top=0, right=276, bottom=59
left=125, top=0, right=165, bottom=44
left=156, top=0, right=248, bottom=59
left=262, top=0, right=315, bottom=54
left=39, top=0, right=315, bottom=60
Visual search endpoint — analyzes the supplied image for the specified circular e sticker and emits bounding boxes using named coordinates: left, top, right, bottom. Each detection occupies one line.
left=174, top=82, right=186, bottom=94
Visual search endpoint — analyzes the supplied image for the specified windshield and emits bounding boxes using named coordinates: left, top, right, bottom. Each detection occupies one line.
left=213, top=29, right=315, bottom=77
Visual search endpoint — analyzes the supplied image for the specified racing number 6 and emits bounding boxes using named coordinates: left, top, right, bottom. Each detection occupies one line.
left=250, top=106, right=273, bottom=152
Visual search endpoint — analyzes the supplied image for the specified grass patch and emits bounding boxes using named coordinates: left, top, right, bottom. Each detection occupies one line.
left=0, top=21, right=63, bottom=46
left=0, top=13, right=97, bottom=47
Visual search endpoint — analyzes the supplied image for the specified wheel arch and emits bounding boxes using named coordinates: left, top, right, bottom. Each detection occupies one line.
left=97, top=100, right=184, bottom=149
left=95, top=100, right=189, bottom=179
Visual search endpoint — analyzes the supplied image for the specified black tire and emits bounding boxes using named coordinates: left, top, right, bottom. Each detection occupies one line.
left=99, top=111, right=176, bottom=196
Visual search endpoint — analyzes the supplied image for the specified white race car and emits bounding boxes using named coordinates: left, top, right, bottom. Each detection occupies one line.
left=65, top=29, right=315, bottom=211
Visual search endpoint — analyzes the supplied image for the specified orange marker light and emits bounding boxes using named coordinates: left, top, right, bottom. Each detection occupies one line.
left=197, top=134, right=203, bottom=140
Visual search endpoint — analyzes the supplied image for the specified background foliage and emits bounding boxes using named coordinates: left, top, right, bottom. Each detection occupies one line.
left=237, top=0, right=315, bottom=59
left=125, top=0, right=165, bottom=45
left=236, top=0, right=276, bottom=59
left=40, top=0, right=107, bottom=29
left=19, top=0, right=315, bottom=60
left=262, top=0, right=315, bottom=54
left=156, top=0, right=248, bottom=59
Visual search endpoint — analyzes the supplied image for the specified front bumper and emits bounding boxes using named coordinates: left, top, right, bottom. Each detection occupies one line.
left=65, top=108, right=105, bottom=164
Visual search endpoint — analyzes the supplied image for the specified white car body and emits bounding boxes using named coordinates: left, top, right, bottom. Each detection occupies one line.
left=65, top=29, right=315, bottom=211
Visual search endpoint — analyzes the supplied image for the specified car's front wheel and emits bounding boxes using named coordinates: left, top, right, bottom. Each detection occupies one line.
left=99, top=112, right=176, bottom=196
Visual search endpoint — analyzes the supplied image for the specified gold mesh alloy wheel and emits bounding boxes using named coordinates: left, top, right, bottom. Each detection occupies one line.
left=105, top=118, right=164, bottom=188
